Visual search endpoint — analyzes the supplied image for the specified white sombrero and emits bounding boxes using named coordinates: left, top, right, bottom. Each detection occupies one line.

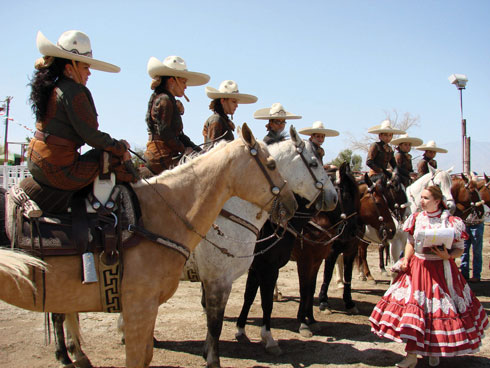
left=205, top=80, right=257, bottom=104
left=147, top=56, right=210, bottom=86
left=367, top=119, right=405, bottom=135
left=416, top=140, right=448, bottom=153
left=390, top=134, right=423, bottom=146
left=298, top=121, right=339, bottom=137
left=36, top=30, right=120, bottom=73
left=254, top=103, right=301, bottom=120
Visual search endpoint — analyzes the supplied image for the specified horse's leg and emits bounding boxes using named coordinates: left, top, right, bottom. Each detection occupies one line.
left=298, top=257, right=322, bottom=338
left=273, top=282, right=282, bottom=302
left=335, top=254, right=344, bottom=289
left=202, top=280, right=232, bottom=368
left=358, top=242, right=376, bottom=284
left=259, top=267, right=282, bottom=356
left=318, top=251, right=339, bottom=313
left=52, top=313, right=73, bottom=367
left=236, top=268, right=260, bottom=342
left=122, top=296, right=159, bottom=368
left=65, top=313, right=92, bottom=368
left=343, top=251, right=359, bottom=314
left=378, top=244, right=387, bottom=275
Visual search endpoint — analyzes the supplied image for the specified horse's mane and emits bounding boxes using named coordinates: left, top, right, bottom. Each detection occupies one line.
left=133, top=140, right=229, bottom=187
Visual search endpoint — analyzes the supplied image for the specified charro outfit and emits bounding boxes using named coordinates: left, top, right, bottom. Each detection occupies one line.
left=310, top=139, right=325, bottom=162
left=28, top=78, right=135, bottom=191
left=144, top=90, right=200, bottom=174
left=298, top=120, right=339, bottom=164
left=417, top=155, right=437, bottom=178
left=395, top=149, right=414, bottom=187
left=255, top=103, right=301, bottom=146
left=202, top=113, right=235, bottom=143
left=366, top=141, right=397, bottom=178
left=370, top=209, right=488, bottom=358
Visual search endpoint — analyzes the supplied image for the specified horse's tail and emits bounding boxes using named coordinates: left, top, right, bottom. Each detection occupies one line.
left=65, top=313, right=83, bottom=350
left=0, top=248, right=46, bottom=289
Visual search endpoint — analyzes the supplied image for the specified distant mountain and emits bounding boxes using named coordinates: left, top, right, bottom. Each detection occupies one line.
left=428, top=140, right=490, bottom=174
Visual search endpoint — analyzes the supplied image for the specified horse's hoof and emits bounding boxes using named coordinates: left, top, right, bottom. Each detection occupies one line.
left=206, top=361, right=220, bottom=368
left=73, top=356, right=93, bottom=368
left=235, top=332, right=250, bottom=343
left=319, top=302, right=332, bottom=314
left=367, top=278, right=377, bottom=285
left=336, top=282, right=344, bottom=289
left=299, top=323, right=313, bottom=338
left=265, top=344, right=282, bottom=356
left=358, top=275, right=367, bottom=281
left=346, top=306, right=359, bottom=315
left=380, top=269, right=388, bottom=276
left=273, top=292, right=283, bottom=302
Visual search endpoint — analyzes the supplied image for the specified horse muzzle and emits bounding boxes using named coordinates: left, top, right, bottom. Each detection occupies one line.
left=270, top=182, right=297, bottom=224
left=315, top=188, right=338, bottom=212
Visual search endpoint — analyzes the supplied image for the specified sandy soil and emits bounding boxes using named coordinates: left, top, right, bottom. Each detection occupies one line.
left=1, top=227, right=489, bottom=368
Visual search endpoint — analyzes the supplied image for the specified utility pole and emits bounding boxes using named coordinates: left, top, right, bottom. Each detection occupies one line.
left=3, top=96, right=13, bottom=164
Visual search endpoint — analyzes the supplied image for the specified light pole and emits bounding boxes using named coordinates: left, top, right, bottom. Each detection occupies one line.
left=448, top=74, right=469, bottom=174
left=2, top=96, right=13, bottom=164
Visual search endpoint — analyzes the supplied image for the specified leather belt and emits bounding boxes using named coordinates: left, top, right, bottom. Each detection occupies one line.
left=34, top=130, right=77, bottom=149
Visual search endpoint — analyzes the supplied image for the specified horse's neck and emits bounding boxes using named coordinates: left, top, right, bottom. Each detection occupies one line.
left=134, top=148, right=233, bottom=251
left=222, top=197, right=268, bottom=229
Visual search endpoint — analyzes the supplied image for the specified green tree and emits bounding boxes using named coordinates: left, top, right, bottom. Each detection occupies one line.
left=329, top=149, right=362, bottom=172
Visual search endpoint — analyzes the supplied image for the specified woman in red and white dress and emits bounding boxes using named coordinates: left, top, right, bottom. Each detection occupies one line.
left=370, top=185, right=488, bottom=367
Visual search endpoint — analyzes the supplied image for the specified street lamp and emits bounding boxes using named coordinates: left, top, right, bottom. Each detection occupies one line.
left=448, top=74, right=469, bottom=174
left=2, top=96, right=13, bottom=164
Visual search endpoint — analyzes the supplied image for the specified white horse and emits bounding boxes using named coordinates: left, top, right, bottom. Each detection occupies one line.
left=115, top=126, right=337, bottom=368
left=359, top=165, right=455, bottom=281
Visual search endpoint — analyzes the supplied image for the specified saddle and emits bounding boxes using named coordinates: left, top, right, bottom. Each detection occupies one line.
left=6, top=160, right=141, bottom=261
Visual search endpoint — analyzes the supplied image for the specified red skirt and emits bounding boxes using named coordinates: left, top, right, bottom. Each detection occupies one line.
left=370, top=255, right=488, bottom=357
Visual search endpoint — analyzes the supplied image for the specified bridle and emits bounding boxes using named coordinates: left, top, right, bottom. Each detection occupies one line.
left=455, top=179, right=485, bottom=225
left=294, top=139, right=326, bottom=209
left=385, top=176, right=409, bottom=223
left=364, top=182, right=392, bottom=243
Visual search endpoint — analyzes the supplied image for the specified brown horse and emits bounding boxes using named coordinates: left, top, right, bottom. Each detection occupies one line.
left=478, top=173, right=490, bottom=207
left=355, top=175, right=397, bottom=283
left=452, top=174, right=485, bottom=223
left=0, top=124, right=297, bottom=368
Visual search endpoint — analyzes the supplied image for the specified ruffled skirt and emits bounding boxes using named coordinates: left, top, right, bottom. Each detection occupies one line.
left=370, top=255, right=488, bottom=357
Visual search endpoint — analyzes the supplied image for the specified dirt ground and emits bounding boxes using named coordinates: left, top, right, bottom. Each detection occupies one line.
left=1, top=226, right=489, bottom=368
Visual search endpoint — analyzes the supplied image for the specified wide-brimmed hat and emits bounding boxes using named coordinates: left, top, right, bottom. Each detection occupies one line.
left=254, top=103, right=301, bottom=120
left=367, top=119, right=405, bottom=135
left=416, top=140, right=448, bottom=153
left=205, top=80, right=257, bottom=104
left=36, top=30, right=120, bottom=73
left=390, top=134, right=423, bottom=146
left=147, top=56, right=210, bottom=86
left=298, top=121, right=339, bottom=137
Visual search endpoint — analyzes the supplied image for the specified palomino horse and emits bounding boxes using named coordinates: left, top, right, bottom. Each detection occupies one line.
left=51, top=126, right=337, bottom=368
left=291, top=162, right=362, bottom=337
left=318, top=172, right=396, bottom=313
left=0, top=124, right=298, bottom=368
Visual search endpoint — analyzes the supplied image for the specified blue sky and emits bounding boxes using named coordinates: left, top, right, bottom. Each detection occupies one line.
left=1, top=1, right=489, bottom=172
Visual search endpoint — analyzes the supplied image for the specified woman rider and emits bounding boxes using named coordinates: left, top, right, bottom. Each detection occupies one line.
left=144, top=56, right=209, bottom=174
left=254, top=103, right=301, bottom=145
left=28, top=30, right=137, bottom=194
left=202, top=80, right=257, bottom=143
left=416, top=140, right=447, bottom=179
left=390, top=133, right=423, bottom=187
left=298, top=121, right=339, bottom=163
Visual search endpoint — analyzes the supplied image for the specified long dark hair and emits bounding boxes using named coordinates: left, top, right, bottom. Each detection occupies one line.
left=29, top=57, right=71, bottom=121
left=209, top=99, right=227, bottom=119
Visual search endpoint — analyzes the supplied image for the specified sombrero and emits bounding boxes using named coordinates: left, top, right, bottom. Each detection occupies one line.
left=205, top=80, right=257, bottom=104
left=416, top=140, right=448, bottom=153
left=298, top=121, right=339, bottom=137
left=390, top=134, right=423, bottom=146
left=367, top=119, right=405, bottom=134
left=36, top=30, right=120, bottom=73
left=147, top=56, right=210, bottom=86
left=254, top=103, right=301, bottom=120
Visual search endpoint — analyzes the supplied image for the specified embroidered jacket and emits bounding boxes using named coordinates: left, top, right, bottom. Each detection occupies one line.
left=366, top=141, right=396, bottom=176
left=202, top=113, right=235, bottom=143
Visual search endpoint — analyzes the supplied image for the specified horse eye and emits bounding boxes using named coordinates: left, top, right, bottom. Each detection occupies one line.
left=309, top=161, right=318, bottom=168
left=267, top=160, right=276, bottom=170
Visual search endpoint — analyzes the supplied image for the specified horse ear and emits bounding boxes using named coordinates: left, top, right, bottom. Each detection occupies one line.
left=240, top=123, right=257, bottom=147
left=289, top=125, right=300, bottom=145
left=461, top=173, right=469, bottom=183
left=446, top=166, right=454, bottom=174
left=484, top=173, right=489, bottom=183
left=428, top=164, right=436, bottom=175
